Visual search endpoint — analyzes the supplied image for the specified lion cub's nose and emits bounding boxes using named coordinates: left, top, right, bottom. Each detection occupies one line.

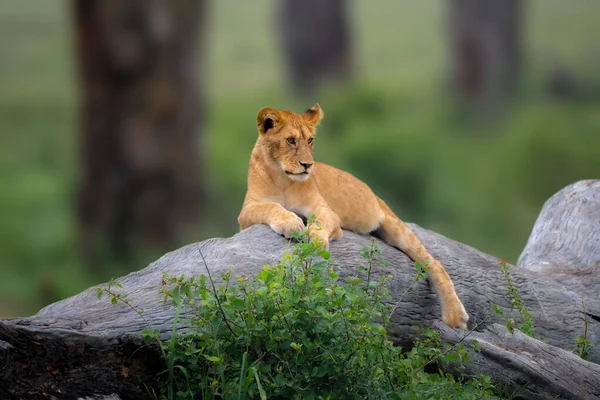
left=300, top=162, right=313, bottom=170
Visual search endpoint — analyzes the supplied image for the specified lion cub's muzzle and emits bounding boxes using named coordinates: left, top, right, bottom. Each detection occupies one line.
left=284, top=162, right=313, bottom=181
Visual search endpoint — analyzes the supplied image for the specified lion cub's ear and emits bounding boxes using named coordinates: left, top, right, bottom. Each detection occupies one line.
left=257, top=106, right=281, bottom=135
left=302, top=103, right=324, bottom=127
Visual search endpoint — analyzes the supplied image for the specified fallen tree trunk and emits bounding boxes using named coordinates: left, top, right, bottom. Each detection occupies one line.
left=437, top=322, right=600, bottom=400
left=1, top=181, right=599, bottom=399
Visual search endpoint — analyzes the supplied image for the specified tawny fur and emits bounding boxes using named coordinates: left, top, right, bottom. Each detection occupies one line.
left=238, top=104, right=469, bottom=329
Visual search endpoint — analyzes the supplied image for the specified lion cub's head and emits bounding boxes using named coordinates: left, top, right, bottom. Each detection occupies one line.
left=255, top=104, right=323, bottom=182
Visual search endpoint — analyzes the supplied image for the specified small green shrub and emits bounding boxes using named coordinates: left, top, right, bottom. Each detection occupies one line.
left=573, top=298, right=592, bottom=360
left=574, top=335, right=592, bottom=360
left=135, top=229, right=500, bottom=399
left=499, top=260, right=535, bottom=338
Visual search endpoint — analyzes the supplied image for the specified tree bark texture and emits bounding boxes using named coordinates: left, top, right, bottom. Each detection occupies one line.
left=279, top=0, right=352, bottom=97
left=437, top=321, right=600, bottom=400
left=447, top=0, right=523, bottom=103
left=518, top=180, right=600, bottom=291
left=1, top=181, right=599, bottom=399
left=73, top=0, right=205, bottom=265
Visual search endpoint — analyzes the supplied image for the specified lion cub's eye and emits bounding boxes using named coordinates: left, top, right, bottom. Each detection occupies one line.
left=287, top=137, right=296, bottom=145
left=307, top=138, right=314, bottom=144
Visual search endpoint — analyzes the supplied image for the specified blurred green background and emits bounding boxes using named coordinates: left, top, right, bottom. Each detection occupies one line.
left=1, top=0, right=599, bottom=317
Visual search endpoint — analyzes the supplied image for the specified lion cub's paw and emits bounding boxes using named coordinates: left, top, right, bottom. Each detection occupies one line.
left=309, top=230, right=330, bottom=251
left=269, top=213, right=306, bottom=239
left=442, top=295, right=469, bottom=330
left=330, top=226, right=343, bottom=241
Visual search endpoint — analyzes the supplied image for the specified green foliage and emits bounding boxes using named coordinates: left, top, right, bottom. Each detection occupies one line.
left=137, top=229, right=500, bottom=399
left=574, top=335, right=592, bottom=360
left=491, top=304, right=504, bottom=317
left=573, top=298, right=592, bottom=360
left=97, top=278, right=149, bottom=325
left=499, top=260, right=536, bottom=338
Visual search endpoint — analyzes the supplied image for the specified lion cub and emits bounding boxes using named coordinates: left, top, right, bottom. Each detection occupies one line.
left=238, top=104, right=468, bottom=329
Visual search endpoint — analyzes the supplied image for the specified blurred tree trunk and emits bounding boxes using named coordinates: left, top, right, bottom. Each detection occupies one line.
left=280, top=0, right=352, bottom=97
left=448, top=0, right=523, bottom=103
left=72, top=0, right=205, bottom=266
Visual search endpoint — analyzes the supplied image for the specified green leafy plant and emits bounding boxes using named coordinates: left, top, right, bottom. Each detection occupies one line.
left=499, top=260, right=535, bottom=338
left=97, top=278, right=149, bottom=326
left=104, top=224, right=502, bottom=399
left=573, top=298, right=592, bottom=360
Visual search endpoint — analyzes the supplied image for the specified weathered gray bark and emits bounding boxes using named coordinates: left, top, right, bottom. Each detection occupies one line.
left=74, top=0, right=205, bottom=266
left=438, top=322, right=600, bottom=400
left=1, top=181, right=599, bottom=399
left=518, top=180, right=600, bottom=294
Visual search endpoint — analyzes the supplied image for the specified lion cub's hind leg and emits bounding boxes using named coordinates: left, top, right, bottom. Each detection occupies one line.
left=374, top=202, right=469, bottom=329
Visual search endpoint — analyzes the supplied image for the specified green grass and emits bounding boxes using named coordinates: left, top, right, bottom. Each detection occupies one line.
left=1, top=0, right=599, bottom=317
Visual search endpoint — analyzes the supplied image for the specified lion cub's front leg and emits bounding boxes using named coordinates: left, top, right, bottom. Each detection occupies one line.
left=270, top=212, right=306, bottom=239
left=307, top=209, right=343, bottom=251
left=238, top=201, right=305, bottom=239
